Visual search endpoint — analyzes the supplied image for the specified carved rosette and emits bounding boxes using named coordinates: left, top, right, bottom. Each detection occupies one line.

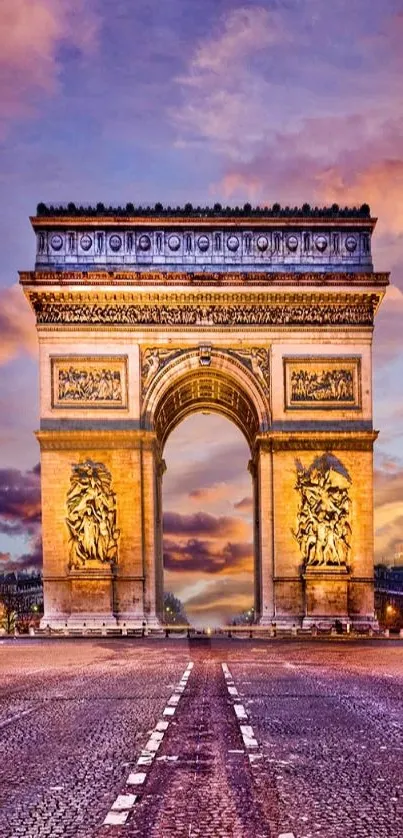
left=292, top=453, right=352, bottom=569
left=66, top=460, right=120, bottom=570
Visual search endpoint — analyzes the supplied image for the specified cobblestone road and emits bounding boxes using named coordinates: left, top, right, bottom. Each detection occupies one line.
left=0, top=637, right=402, bottom=837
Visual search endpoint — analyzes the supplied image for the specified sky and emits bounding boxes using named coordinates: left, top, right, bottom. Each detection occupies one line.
left=0, top=0, right=403, bottom=624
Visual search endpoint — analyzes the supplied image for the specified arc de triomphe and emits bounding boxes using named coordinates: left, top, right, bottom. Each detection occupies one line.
left=20, top=203, right=388, bottom=629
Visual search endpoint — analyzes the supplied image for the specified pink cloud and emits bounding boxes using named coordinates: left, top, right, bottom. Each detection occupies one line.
left=234, top=496, right=253, bottom=514
left=373, top=284, right=403, bottom=364
left=188, top=6, right=285, bottom=75
left=216, top=111, right=403, bottom=226
left=0, top=285, right=37, bottom=365
left=163, top=536, right=253, bottom=575
left=189, top=483, right=232, bottom=505
left=172, top=5, right=289, bottom=159
left=163, top=510, right=251, bottom=541
left=319, top=159, right=403, bottom=236
left=0, top=0, right=98, bottom=133
left=374, top=460, right=403, bottom=561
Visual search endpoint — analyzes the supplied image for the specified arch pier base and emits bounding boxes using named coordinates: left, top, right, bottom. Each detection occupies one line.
left=37, top=429, right=163, bottom=631
left=253, top=431, right=379, bottom=630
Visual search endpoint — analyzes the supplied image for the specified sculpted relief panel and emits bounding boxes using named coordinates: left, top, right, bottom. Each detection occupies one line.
left=292, top=453, right=352, bottom=569
left=284, top=357, right=361, bottom=410
left=66, top=460, right=120, bottom=570
left=51, top=356, right=128, bottom=408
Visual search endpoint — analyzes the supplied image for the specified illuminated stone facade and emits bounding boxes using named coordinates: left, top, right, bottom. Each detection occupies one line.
left=20, top=204, right=388, bottom=628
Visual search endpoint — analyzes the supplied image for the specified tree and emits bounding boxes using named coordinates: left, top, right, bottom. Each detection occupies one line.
left=163, top=592, right=189, bottom=625
left=230, top=606, right=255, bottom=626
left=0, top=578, right=19, bottom=634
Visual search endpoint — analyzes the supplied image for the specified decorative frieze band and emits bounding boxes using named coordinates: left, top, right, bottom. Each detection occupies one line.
left=31, top=297, right=377, bottom=327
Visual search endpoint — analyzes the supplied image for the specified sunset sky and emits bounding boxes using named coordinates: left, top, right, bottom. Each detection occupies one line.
left=0, top=0, right=403, bottom=625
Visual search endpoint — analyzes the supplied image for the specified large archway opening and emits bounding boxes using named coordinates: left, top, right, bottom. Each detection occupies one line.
left=162, top=412, right=255, bottom=628
left=144, top=356, right=267, bottom=627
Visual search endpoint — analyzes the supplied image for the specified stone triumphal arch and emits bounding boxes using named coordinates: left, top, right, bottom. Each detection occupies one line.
left=20, top=203, right=389, bottom=629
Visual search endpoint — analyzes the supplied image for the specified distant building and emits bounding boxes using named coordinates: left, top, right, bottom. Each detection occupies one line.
left=374, top=565, right=403, bottom=628
left=0, top=571, right=43, bottom=612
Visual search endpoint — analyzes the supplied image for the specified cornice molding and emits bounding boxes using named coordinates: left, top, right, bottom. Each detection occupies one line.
left=20, top=270, right=390, bottom=288
left=31, top=202, right=374, bottom=224
left=36, top=429, right=158, bottom=451
left=255, top=430, right=378, bottom=452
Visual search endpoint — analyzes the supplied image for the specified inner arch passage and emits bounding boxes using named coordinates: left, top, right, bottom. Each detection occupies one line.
left=153, top=369, right=260, bottom=450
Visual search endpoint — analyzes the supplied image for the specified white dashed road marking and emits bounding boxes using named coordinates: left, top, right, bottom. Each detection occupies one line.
left=222, top=663, right=296, bottom=838
left=0, top=708, right=36, bottom=730
left=222, top=663, right=260, bottom=753
left=102, top=661, right=194, bottom=827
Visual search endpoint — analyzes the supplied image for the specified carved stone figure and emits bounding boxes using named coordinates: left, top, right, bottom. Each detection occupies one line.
left=250, top=348, right=270, bottom=392
left=66, top=460, right=119, bottom=570
left=141, top=347, right=183, bottom=391
left=292, top=453, right=352, bottom=568
left=142, top=349, right=161, bottom=388
left=230, top=347, right=270, bottom=395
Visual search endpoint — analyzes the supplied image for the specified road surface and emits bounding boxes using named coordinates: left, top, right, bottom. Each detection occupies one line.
left=0, top=637, right=402, bottom=837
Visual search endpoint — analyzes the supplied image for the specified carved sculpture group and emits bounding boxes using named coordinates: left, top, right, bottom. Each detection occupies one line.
left=290, top=368, right=354, bottom=402
left=292, top=453, right=352, bottom=568
left=58, top=367, right=122, bottom=403
left=34, top=300, right=374, bottom=327
left=66, top=460, right=120, bottom=569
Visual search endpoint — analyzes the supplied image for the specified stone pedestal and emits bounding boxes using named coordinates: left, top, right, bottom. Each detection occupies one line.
left=302, top=566, right=350, bottom=627
left=67, top=569, right=117, bottom=628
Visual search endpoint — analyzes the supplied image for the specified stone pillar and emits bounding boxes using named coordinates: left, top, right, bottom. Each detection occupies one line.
left=140, top=436, right=161, bottom=628
left=347, top=444, right=378, bottom=628
left=255, top=441, right=275, bottom=624
left=114, top=442, right=145, bottom=627
left=248, top=459, right=260, bottom=620
left=154, top=457, right=166, bottom=622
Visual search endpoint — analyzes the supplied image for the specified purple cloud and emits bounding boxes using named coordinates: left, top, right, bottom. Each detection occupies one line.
left=163, top=536, right=253, bottom=574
